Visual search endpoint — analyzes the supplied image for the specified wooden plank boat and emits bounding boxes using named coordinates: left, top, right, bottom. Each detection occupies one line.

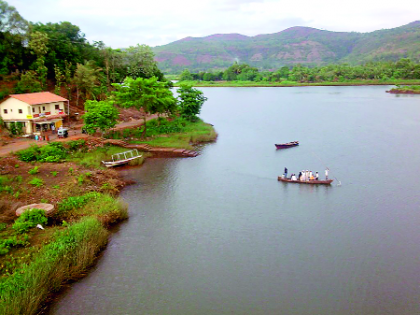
left=275, top=141, right=299, bottom=149
left=277, top=176, right=333, bottom=185
left=102, top=149, right=142, bottom=168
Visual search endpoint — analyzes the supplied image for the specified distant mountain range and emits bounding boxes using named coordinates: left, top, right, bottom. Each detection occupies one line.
left=152, top=21, right=420, bottom=73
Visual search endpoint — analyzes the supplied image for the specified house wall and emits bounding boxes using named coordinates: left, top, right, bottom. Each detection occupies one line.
left=0, top=98, right=30, bottom=120
left=28, top=101, right=66, bottom=118
left=1, top=98, right=67, bottom=134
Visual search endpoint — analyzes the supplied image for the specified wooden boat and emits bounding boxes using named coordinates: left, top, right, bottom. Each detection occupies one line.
left=102, top=149, right=142, bottom=168
left=275, top=141, right=299, bottom=149
left=277, top=176, right=333, bottom=185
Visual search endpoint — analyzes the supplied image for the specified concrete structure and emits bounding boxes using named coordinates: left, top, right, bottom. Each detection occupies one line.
left=0, top=92, right=69, bottom=134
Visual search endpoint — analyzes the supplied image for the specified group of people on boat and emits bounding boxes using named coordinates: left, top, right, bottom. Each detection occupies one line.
left=283, top=168, right=329, bottom=181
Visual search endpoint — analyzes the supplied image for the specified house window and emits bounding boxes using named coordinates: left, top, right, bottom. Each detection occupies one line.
left=3, top=109, right=7, bottom=114
left=55, top=104, right=60, bottom=110
left=19, top=109, right=23, bottom=114
left=42, top=106, right=46, bottom=111
left=32, top=107, right=35, bottom=113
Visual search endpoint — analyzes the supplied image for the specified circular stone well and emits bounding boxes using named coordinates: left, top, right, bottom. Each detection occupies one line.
left=15, top=203, right=55, bottom=217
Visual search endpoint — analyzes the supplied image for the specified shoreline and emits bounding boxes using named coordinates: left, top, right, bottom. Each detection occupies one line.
left=0, top=122, right=217, bottom=315
left=173, top=80, right=420, bottom=88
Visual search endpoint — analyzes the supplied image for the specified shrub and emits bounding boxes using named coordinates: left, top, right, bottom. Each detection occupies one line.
left=0, top=235, right=29, bottom=255
left=0, top=185, right=13, bottom=194
left=57, top=192, right=101, bottom=214
left=28, top=166, right=39, bottom=175
left=0, top=222, right=7, bottom=231
left=50, top=171, right=58, bottom=177
left=28, top=177, right=44, bottom=187
left=67, top=139, right=86, bottom=151
left=39, top=143, right=67, bottom=162
left=12, top=208, right=47, bottom=233
left=16, top=146, right=39, bottom=162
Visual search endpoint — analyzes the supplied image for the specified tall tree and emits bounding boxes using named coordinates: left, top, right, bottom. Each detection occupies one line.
left=112, top=76, right=177, bottom=137
left=82, top=100, right=118, bottom=135
left=73, top=60, right=102, bottom=106
left=0, top=0, right=28, bottom=34
left=123, top=44, right=164, bottom=80
left=177, top=84, right=207, bottom=121
left=0, top=1, right=29, bottom=74
left=28, top=31, right=48, bottom=88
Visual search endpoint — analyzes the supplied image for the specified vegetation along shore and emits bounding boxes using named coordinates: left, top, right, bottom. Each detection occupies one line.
left=386, top=85, right=420, bottom=94
left=0, top=115, right=217, bottom=314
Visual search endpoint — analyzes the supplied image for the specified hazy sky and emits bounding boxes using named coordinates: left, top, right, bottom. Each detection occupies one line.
left=6, top=0, right=420, bottom=48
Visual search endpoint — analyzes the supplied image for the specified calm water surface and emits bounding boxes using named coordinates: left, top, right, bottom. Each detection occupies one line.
left=51, top=86, right=420, bottom=315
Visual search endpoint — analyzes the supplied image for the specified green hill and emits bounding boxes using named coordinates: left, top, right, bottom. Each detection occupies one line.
left=152, top=21, right=420, bottom=73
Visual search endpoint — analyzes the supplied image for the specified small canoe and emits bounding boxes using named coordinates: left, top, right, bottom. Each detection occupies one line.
left=275, top=141, right=299, bottom=149
left=102, top=149, right=142, bottom=168
left=278, top=176, right=333, bottom=185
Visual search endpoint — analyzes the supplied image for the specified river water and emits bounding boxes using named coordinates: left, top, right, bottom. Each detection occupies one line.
left=51, top=86, right=420, bottom=315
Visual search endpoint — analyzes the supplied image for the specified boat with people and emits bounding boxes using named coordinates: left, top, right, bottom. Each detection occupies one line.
left=275, top=141, right=299, bottom=149
left=277, top=176, right=333, bottom=185
left=102, top=149, right=142, bottom=168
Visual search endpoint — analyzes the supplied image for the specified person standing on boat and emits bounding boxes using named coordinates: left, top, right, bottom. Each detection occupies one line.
left=315, top=172, right=319, bottom=180
left=291, top=174, right=297, bottom=181
left=284, top=167, right=288, bottom=178
left=325, top=168, right=329, bottom=180
left=298, top=171, right=302, bottom=180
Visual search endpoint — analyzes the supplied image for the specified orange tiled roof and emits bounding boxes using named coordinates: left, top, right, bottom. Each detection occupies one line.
left=10, top=92, right=68, bottom=105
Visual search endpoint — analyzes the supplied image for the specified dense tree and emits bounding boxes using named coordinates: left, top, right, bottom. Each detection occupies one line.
left=0, top=0, right=28, bottom=34
left=112, top=76, right=177, bottom=137
left=123, top=44, right=164, bottom=80
left=30, top=21, right=99, bottom=74
left=82, top=100, right=118, bottom=135
left=177, top=84, right=207, bottom=121
left=0, top=0, right=29, bottom=74
left=180, top=69, right=193, bottom=81
left=14, top=70, right=41, bottom=93
left=28, top=31, right=49, bottom=88
left=73, top=60, right=103, bottom=106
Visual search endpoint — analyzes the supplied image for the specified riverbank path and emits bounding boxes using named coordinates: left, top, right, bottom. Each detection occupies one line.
left=0, top=115, right=158, bottom=157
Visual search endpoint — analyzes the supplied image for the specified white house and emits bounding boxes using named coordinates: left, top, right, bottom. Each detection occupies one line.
left=0, top=92, right=69, bottom=134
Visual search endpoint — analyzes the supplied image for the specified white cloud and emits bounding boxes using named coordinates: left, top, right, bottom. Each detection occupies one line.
left=6, top=0, right=420, bottom=48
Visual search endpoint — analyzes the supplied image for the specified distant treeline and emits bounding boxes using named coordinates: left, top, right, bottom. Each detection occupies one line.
left=179, top=58, right=420, bottom=83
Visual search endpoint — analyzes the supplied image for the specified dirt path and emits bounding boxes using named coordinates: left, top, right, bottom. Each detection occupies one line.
left=0, top=115, right=159, bottom=157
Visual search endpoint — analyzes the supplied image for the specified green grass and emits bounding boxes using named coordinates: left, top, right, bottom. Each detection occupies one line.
left=0, top=217, right=109, bottom=315
left=0, top=191, right=128, bottom=315
left=389, top=85, right=420, bottom=93
left=70, top=145, right=145, bottom=169
left=130, top=119, right=217, bottom=149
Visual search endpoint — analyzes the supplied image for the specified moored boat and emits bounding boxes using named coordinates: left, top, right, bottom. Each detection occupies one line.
left=102, top=149, right=142, bottom=168
left=275, top=141, right=299, bottom=149
left=277, top=176, right=333, bottom=185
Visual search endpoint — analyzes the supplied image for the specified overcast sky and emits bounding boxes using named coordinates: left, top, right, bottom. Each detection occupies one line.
left=6, top=0, right=420, bottom=48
